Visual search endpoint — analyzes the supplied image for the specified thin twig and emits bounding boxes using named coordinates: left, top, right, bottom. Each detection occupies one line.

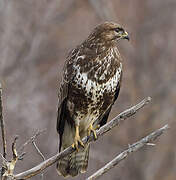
left=0, top=82, right=7, bottom=159
left=18, top=129, right=46, bottom=154
left=18, top=152, right=26, bottom=161
left=0, top=83, right=7, bottom=178
left=2, top=136, right=19, bottom=179
left=32, top=141, right=45, bottom=180
left=87, top=124, right=169, bottom=180
left=32, top=141, right=45, bottom=161
left=14, top=97, right=151, bottom=179
left=12, top=136, right=18, bottom=161
left=0, top=153, right=8, bottom=163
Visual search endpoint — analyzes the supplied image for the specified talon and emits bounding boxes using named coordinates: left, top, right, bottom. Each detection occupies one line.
left=87, top=124, right=98, bottom=140
left=96, top=124, right=100, bottom=129
left=71, top=143, right=75, bottom=149
left=78, top=139, right=84, bottom=148
left=72, top=125, right=84, bottom=151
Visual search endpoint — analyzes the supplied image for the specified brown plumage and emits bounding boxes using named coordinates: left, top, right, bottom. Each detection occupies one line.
left=56, top=22, right=129, bottom=177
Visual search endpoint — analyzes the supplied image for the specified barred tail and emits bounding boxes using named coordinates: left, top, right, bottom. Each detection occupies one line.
left=56, top=144, right=90, bottom=177
left=56, top=121, right=90, bottom=177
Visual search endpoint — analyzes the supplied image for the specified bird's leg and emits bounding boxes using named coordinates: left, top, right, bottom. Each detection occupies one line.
left=71, top=125, right=84, bottom=151
left=87, top=124, right=99, bottom=140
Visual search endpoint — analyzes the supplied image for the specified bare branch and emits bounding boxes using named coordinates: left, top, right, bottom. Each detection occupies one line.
left=0, top=82, right=8, bottom=178
left=14, top=97, right=151, bottom=179
left=32, top=141, right=45, bottom=180
left=32, top=141, right=45, bottom=161
left=0, top=153, right=8, bottom=163
left=12, top=136, right=18, bottom=162
left=2, top=136, right=19, bottom=179
left=18, top=129, right=46, bottom=154
left=0, top=82, right=7, bottom=159
left=87, top=124, right=169, bottom=180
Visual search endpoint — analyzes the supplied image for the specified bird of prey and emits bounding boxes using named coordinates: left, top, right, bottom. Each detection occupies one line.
left=56, top=22, right=129, bottom=177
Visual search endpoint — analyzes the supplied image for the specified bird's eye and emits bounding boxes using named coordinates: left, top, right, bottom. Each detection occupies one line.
left=114, top=27, right=123, bottom=33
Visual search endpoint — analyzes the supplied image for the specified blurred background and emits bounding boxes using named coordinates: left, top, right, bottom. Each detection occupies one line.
left=0, top=0, right=176, bottom=180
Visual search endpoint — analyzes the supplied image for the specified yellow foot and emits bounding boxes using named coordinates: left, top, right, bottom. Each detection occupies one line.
left=71, top=125, right=84, bottom=151
left=87, top=124, right=99, bottom=140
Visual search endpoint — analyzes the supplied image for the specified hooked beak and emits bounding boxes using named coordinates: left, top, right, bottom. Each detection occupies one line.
left=122, top=31, right=130, bottom=41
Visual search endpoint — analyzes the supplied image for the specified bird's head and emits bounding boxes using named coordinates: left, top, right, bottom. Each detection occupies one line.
left=89, top=22, right=129, bottom=46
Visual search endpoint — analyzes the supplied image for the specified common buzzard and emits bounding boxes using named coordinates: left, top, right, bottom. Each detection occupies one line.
left=56, top=22, right=129, bottom=177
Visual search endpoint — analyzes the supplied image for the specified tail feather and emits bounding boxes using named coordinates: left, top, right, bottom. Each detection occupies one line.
left=57, top=144, right=90, bottom=177
left=56, top=121, right=90, bottom=177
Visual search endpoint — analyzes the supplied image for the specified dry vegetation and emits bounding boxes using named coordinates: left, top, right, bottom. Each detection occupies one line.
left=0, top=0, right=176, bottom=180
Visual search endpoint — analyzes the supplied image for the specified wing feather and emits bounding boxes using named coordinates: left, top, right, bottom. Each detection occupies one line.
left=98, top=71, right=122, bottom=127
left=56, top=48, right=79, bottom=149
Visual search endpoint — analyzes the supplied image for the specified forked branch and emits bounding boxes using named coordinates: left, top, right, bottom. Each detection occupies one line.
left=14, top=97, right=151, bottom=179
left=87, top=124, right=169, bottom=180
left=18, top=129, right=46, bottom=155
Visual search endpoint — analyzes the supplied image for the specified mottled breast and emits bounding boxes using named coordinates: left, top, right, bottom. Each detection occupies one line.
left=68, top=47, right=122, bottom=129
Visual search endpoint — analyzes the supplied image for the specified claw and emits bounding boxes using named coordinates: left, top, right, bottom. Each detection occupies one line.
left=87, top=124, right=98, bottom=140
left=71, top=125, right=84, bottom=151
